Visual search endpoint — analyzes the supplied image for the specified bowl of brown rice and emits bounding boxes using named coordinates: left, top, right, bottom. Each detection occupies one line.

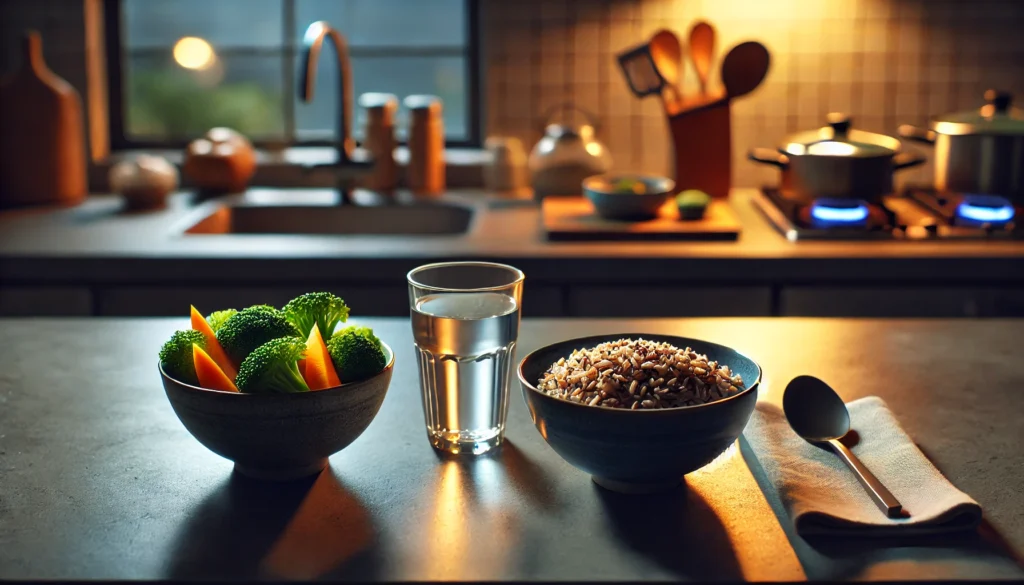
left=518, top=333, right=761, bottom=493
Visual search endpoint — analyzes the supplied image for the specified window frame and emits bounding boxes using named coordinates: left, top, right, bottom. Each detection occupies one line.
left=104, top=0, right=481, bottom=150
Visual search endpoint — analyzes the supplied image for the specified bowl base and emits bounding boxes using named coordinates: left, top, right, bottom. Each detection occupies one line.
left=592, top=475, right=684, bottom=494
left=234, top=458, right=329, bottom=482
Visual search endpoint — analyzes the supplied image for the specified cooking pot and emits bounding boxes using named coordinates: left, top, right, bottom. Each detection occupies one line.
left=898, top=90, right=1024, bottom=202
left=748, top=113, right=926, bottom=204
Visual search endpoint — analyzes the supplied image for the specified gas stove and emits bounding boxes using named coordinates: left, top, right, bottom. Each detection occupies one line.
left=753, top=186, right=1021, bottom=241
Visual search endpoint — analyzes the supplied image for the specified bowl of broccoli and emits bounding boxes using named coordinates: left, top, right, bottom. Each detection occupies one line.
left=158, top=293, right=394, bottom=481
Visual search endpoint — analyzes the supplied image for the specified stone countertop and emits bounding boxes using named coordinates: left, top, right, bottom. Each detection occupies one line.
left=1, top=317, right=1022, bottom=581
left=0, top=189, right=1021, bottom=285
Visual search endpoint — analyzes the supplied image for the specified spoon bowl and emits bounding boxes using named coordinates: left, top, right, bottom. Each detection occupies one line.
left=720, top=41, right=770, bottom=100
left=783, top=375, right=903, bottom=518
left=687, top=21, right=716, bottom=96
left=783, top=374, right=851, bottom=442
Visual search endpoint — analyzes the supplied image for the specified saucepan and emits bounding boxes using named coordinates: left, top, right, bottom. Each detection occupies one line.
left=748, top=113, right=926, bottom=204
left=899, top=90, right=1024, bottom=202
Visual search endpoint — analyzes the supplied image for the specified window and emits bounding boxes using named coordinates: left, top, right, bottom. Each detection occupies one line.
left=108, top=0, right=479, bottom=148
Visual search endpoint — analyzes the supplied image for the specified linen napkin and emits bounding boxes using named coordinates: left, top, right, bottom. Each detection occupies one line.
left=743, top=396, right=982, bottom=537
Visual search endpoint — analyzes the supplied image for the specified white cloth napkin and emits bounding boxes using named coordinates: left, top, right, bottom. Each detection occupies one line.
left=743, top=396, right=982, bottom=537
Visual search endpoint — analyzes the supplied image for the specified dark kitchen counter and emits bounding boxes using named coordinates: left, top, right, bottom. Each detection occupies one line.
left=1, top=317, right=1022, bottom=581
left=0, top=188, right=1021, bottom=285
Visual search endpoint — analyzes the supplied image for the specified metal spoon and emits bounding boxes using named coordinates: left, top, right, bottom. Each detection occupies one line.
left=783, top=375, right=903, bottom=518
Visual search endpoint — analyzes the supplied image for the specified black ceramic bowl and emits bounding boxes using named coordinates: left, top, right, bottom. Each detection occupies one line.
left=160, top=342, right=394, bottom=481
left=582, top=174, right=675, bottom=220
left=518, top=333, right=760, bottom=493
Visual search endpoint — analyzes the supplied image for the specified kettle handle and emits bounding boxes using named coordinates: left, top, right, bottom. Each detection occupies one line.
left=539, top=102, right=600, bottom=133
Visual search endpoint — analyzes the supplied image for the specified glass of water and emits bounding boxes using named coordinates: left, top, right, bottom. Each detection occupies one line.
left=408, top=261, right=524, bottom=455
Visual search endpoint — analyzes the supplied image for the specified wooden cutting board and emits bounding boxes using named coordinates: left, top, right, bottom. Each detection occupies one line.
left=0, top=31, right=87, bottom=209
left=542, top=196, right=741, bottom=241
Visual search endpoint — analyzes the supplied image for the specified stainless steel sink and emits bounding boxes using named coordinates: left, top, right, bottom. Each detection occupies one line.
left=180, top=202, right=475, bottom=236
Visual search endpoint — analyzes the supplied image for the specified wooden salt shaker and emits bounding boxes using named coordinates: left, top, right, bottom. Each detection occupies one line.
left=359, top=92, right=399, bottom=193
left=403, top=95, right=445, bottom=195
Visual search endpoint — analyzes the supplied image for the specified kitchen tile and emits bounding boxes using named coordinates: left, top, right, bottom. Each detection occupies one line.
left=927, top=89, right=953, bottom=119
left=540, top=56, right=568, bottom=87
left=860, top=84, right=890, bottom=116
left=894, top=60, right=921, bottom=86
left=827, top=83, right=855, bottom=116
left=827, top=53, right=857, bottom=84
left=608, top=77, right=637, bottom=117
left=540, top=0, right=567, bottom=22
left=861, top=53, right=889, bottom=83
left=609, top=0, right=639, bottom=23
left=609, top=19, right=639, bottom=54
left=925, top=63, right=952, bottom=85
left=861, top=0, right=891, bottom=20
left=894, top=89, right=923, bottom=119
left=640, top=118, right=670, bottom=176
left=896, top=20, right=923, bottom=54
left=894, top=0, right=925, bottom=20
left=574, top=0, right=606, bottom=23
left=572, top=54, right=601, bottom=84
left=573, top=82, right=603, bottom=117
left=861, top=22, right=889, bottom=54
left=573, top=19, right=600, bottom=55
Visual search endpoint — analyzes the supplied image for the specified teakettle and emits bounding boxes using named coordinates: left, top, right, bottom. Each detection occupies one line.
left=528, top=103, right=612, bottom=200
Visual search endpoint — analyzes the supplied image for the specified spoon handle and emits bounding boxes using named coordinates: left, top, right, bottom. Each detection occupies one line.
left=828, top=438, right=903, bottom=518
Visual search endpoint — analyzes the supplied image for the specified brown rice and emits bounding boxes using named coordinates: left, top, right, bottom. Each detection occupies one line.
left=537, top=338, right=744, bottom=410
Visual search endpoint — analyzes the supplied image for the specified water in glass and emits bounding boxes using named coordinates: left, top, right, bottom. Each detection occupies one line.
left=412, top=291, right=519, bottom=454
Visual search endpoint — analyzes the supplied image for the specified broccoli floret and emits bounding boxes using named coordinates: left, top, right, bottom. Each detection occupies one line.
left=282, top=292, right=350, bottom=338
left=159, top=329, right=207, bottom=385
left=235, top=336, right=310, bottom=394
left=216, top=305, right=300, bottom=365
left=327, top=326, right=387, bottom=383
left=205, top=309, right=238, bottom=333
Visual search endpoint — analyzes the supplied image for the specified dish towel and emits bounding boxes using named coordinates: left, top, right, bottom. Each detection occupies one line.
left=743, top=396, right=982, bottom=537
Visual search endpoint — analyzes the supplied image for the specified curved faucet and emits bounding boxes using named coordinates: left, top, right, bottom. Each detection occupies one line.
left=300, top=21, right=373, bottom=204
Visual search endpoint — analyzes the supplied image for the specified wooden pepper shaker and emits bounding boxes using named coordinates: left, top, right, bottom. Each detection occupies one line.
left=403, top=94, right=445, bottom=195
left=359, top=92, right=398, bottom=193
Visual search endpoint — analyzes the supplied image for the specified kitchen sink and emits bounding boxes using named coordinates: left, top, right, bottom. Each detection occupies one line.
left=180, top=201, right=475, bottom=236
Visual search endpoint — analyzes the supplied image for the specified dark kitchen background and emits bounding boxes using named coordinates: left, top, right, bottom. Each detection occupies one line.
left=0, top=0, right=1022, bottom=319
left=4, top=0, right=1023, bottom=187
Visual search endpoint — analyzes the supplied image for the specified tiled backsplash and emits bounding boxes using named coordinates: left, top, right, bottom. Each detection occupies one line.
left=481, top=0, right=1024, bottom=189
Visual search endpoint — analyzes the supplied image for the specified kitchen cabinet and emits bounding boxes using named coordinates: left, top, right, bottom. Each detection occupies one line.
left=780, top=286, right=1024, bottom=317
left=0, top=286, right=92, bottom=316
left=566, top=285, right=772, bottom=317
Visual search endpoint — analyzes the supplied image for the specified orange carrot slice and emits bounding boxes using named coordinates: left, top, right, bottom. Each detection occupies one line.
left=191, top=305, right=238, bottom=380
left=304, top=323, right=342, bottom=391
left=193, top=344, right=239, bottom=392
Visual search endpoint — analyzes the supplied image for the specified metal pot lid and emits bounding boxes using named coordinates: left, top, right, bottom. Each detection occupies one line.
left=781, top=113, right=902, bottom=158
left=932, top=90, right=1024, bottom=136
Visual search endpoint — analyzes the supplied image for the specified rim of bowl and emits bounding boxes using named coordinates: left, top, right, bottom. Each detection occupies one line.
left=406, top=261, right=526, bottom=294
left=517, top=333, right=761, bottom=414
left=583, top=174, right=676, bottom=195
left=159, top=340, right=395, bottom=396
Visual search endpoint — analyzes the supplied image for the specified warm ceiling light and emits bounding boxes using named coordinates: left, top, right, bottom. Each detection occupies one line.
left=173, top=36, right=215, bottom=70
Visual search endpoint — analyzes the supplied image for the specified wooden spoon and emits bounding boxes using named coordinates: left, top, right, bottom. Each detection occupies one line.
left=687, top=21, right=715, bottom=96
left=720, top=41, right=770, bottom=100
left=648, top=29, right=683, bottom=106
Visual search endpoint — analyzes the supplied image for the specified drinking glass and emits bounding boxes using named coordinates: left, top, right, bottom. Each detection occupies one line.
left=408, top=261, right=525, bottom=455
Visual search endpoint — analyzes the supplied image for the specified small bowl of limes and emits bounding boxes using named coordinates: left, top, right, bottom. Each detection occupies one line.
left=582, top=174, right=675, bottom=221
